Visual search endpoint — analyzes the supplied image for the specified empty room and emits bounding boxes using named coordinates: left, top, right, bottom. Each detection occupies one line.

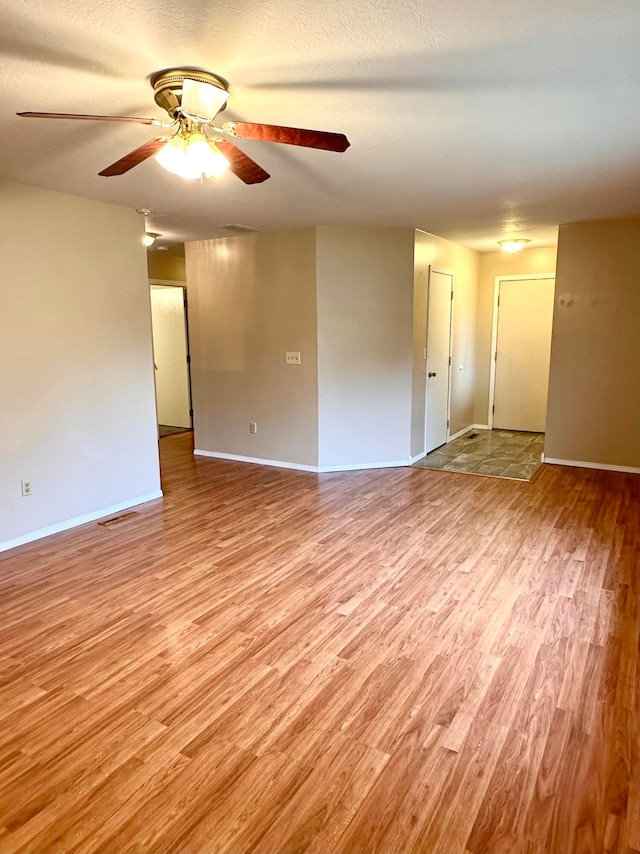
left=1, top=1, right=639, bottom=853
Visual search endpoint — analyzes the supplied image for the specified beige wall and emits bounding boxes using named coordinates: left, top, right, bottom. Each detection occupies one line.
left=474, top=246, right=557, bottom=424
left=412, top=231, right=479, bottom=457
left=316, top=227, right=415, bottom=467
left=186, top=227, right=416, bottom=470
left=147, top=251, right=186, bottom=282
left=0, top=180, right=161, bottom=551
left=185, top=230, right=319, bottom=468
left=186, top=221, right=638, bottom=474
left=545, top=217, right=640, bottom=469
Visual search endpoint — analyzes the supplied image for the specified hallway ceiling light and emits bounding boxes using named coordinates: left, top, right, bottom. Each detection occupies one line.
left=143, top=232, right=158, bottom=247
left=498, top=238, right=530, bottom=253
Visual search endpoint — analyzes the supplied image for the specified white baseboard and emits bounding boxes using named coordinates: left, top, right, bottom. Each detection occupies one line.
left=543, top=456, right=640, bottom=475
left=317, top=460, right=408, bottom=472
left=194, top=449, right=409, bottom=473
left=446, top=424, right=490, bottom=443
left=0, top=490, right=163, bottom=554
left=447, top=426, right=469, bottom=442
left=447, top=424, right=473, bottom=442
left=194, top=449, right=318, bottom=472
left=410, top=451, right=427, bottom=464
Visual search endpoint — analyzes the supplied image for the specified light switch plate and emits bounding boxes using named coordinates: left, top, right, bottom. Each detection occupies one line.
left=286, top=352, right=301, bottom=365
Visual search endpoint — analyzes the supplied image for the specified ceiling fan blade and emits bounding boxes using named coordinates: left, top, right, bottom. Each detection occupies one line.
left=181, top=78, right=228, bottom=120
left=224, top=122, right=350, bottom=152
left=18, top=111, right=161, bottom=125
left=99, top=138, right=168, bottom=177
left=215, top=140, right=270, bottom=184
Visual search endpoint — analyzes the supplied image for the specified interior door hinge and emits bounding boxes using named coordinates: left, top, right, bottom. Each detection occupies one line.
left=492, top=405, right=495, bottom=413
left=448, top=356, right=452, bottom=366
left=184, top=299, right=188, bottom=308
left=497, top=295, right=500, bottom=307
left=189, top=408, right=194, bottom=417
left=447, top=419, right=450, bottom=428
left=186, top=355, right=191, bottom=363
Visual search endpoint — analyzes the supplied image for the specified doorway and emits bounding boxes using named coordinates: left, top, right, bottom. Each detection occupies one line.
left=488, top=275, right=555, bottom=432
left=425, top=267, right=454, bottom=453
left=149, top=283, right=193, bottom=435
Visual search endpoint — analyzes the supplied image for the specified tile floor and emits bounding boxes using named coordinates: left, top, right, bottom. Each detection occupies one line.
left=413, top=428, right=545, bottom=481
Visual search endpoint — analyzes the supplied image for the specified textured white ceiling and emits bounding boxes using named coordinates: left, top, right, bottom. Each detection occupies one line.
left=1, top=0, right=638, bottom=251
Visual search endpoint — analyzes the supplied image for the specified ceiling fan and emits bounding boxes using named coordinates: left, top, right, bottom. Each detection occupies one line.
left=17, top=67, right=350, bottom=184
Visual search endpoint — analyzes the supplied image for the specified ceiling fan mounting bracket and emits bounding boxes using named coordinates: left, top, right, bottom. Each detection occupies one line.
left=150, top=68, right=229, bottom=119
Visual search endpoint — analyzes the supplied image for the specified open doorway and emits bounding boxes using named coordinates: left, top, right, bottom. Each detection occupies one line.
left=149, top=282, right=193, bottom=438
left=414, top=265, right=556, bottom=482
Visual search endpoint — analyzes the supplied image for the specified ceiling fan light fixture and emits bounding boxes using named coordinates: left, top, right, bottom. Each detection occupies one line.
left=156, top=132, right=230, bottom=180
left=180, top=77, right=229, bottom=122
left=20, top=67, right=349, bottom=186
left=498, top=238, right=530, bottom=253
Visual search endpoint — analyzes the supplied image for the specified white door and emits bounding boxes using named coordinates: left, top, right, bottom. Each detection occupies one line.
left=493, top=277, right=555, bottom=432
left=425, top=269, right=453, bottom=453
left=150, top=285, right=192, bottom=428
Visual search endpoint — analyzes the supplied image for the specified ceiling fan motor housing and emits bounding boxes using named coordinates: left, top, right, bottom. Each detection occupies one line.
left=150, top=68, right=229, bottom=119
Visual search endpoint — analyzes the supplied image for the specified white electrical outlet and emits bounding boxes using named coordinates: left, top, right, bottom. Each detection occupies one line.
left=21, top=480, right=32, bottom=496
left=286, top=352, right=301, bottom=365
left=249, top=422, right=257, bottom=434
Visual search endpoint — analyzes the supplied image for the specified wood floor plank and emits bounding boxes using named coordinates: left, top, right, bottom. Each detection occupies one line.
left=0, top=432, right=637, bottom=853
left=330, top=724, right=449, bottom=854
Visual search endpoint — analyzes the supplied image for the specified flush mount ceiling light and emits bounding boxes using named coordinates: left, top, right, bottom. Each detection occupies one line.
left=498, top=238, right=530, bottom=253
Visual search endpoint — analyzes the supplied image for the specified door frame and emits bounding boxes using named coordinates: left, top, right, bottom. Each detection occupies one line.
left=487, top=273, right=555, bottom=428
left=149, top=278, right=194, bottom=428
left=424, top=265, right=455, bottom=454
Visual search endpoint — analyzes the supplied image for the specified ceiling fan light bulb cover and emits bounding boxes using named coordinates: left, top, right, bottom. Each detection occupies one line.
left=181, top=78, right=229, bottom=121
left=498, top=238, right=530, bottom=253
left=190, top=135, right=230, bottom=176
left=155, top=133, right=229, bottom=179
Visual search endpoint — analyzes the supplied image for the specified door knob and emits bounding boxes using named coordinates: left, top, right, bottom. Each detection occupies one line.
left=428, top=371, right=437, bottom=377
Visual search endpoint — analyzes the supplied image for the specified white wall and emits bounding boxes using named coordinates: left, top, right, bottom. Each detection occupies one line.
left=316, top=227, right=415, bottom=468
left=185, top=230, right=319, bottom=468
left=545, top=217, right=640, bottom=470
left=0, top=180, right=161, bottom=551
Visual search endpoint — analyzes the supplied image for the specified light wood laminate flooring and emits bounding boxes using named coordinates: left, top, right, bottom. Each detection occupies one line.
left=0, top=433, right=638, bottom=854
